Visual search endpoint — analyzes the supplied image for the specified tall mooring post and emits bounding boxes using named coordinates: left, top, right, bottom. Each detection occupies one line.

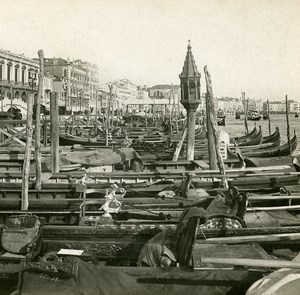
left=179, top=41, right=201, bottom=161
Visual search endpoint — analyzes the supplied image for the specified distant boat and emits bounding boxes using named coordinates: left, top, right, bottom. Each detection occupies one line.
left=247, top=110, right=261, bottom=121
left=295, top=112, right=299, bottom=118
left=263, top=113, right=269, bottom=120
left=235, top=111, right=241, bottom=119
left=217, top=110, right=226, bottom=126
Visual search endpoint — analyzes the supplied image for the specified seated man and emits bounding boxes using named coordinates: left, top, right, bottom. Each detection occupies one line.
left=138, top=207, right=207, bottom=268
left=137, top=227, right=177, bottom=268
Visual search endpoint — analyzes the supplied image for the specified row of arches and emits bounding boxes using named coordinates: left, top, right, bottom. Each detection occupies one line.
left=0, top=89, right=37, bottom=102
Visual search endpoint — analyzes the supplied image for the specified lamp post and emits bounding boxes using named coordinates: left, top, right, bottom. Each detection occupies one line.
left=29, top=71, right=37, bottom=92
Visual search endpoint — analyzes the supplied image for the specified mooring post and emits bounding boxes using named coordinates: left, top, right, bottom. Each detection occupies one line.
left=242, top=91, right=248, bottom=134
left=21, top=93, right=34, bottom=210
left=285, top=95, right=291, bottom=155
left=50, top=92, right=59, bottom=173
left=204, top=66, right=228, bottom=189
left=267, top=99, right=271, bottom=135
left=35, top=49, right=44, bottom=190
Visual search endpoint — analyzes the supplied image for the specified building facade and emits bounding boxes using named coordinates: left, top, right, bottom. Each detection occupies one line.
left=44, top=57, right=99, bottom=114
left=0, top=49, right=39, bottom=114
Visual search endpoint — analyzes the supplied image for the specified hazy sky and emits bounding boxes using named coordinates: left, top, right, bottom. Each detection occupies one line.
left=1, top=0, right=300, bottom=100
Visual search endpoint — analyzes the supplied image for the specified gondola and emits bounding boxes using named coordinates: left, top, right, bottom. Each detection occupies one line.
left=59, top=133, right=108, bottom=146
left=236, top=126, right=262, bottom=147
left=231, top=127, right=257, bottom=144
left=217, top=110, right=226, bottom=126
left=231, top=130, right=281, bottom=153
left=247, top=110, right=262, bottom=121
left=229, top=132, right=297, bottom=158
left=262, top=127, right=280, bottom=144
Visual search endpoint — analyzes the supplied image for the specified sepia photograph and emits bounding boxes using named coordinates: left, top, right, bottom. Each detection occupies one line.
left=0, top=0, right=300, bottom=294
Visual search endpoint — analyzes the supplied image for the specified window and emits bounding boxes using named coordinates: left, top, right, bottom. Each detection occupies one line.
left=22, top=69, right=25, bottom=83
left=15, top=67, right=18, bottom=82
left=64, top=69, right=67, bottom=77
left=7, top=65, right=11, bottom=81
left=0, top=65, right=2, bottom=80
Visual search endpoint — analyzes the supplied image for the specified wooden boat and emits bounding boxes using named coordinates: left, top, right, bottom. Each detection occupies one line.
left=231, top=127, right=257, bottom=144
left=262, top=127, right=280, bottom=144
left=229, top=132, right=297, bottom=158
left=247, top=110, right=262, bottom=121
left=217, top=111, right=226, bottom=126
left=244, top=156, right=298, bottom=170
left=59, top=133, right=108, bottom=146
left=236, top=126, right=262, bottom=147
left=263, top=113, right=269, bottom=120
left=231, top=128, right=281, bottom=153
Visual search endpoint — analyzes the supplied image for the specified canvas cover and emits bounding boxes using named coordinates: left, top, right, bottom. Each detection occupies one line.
left=64, top=147, right=142, bottom=167
left=1, top=215, right=42, bottom=256
left=19, top=257, right=253, bottom=295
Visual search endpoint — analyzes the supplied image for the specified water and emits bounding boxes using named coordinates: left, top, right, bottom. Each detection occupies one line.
left=220, top=114, right=300, bottom=155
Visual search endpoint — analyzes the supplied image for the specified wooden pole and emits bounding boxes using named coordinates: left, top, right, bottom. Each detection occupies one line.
left=107, top=86, right=111, bottom=131
left=204, top=66, right=228, bottom=189
left=171, top=84, right=179, bottom=133
left=242, top=91, right=248, bottom=134
left=50, top=92, right=59, bottom=173
left=286, top=94, right=291, bottom=155
left=21, top=93, right=34, bottom=210
left=172, top=128, right=187, bottom=161
left=267, top=99, right=271, bottom=135
left=111, top=96, right=114, bottom=129
left=35, top=49, right=44, bottom=190
left=95, top=90, right=98, bottom=134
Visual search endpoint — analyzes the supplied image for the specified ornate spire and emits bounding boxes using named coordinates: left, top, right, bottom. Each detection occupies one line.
left=179, top=40, right=200, bottom=78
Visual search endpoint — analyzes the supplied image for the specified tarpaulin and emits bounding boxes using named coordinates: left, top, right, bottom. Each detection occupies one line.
left=64, top=147, right=143, bottom=167
left=20, top=257, right=253, bottom=295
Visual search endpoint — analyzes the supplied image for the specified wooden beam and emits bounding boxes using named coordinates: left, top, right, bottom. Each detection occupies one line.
left=200, top=257, right=300, bottom=269
left=0, top=128, right=26, bottom=147
left=0, top=127, right=26, bottom=146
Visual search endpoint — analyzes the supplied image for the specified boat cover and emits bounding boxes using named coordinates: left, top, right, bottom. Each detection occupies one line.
left=64, top=147, right=143, bottom=167
left=19, top=257, right=253, bottom=295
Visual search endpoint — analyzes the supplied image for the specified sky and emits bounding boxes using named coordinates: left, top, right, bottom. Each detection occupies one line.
left=0, top=0, right=300, bottom=100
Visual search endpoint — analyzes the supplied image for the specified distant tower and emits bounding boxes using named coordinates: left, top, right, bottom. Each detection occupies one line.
left=179, top=41, right=201, bottom=160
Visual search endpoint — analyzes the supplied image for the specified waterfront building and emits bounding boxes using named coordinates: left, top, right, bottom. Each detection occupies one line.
left=0, top=49, right=39, bottom=114
left=44, top=57, right=99, bottom=114
left=148, top=84, right=182, bottom=114
left=262, top=100, right=295, bottom=114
